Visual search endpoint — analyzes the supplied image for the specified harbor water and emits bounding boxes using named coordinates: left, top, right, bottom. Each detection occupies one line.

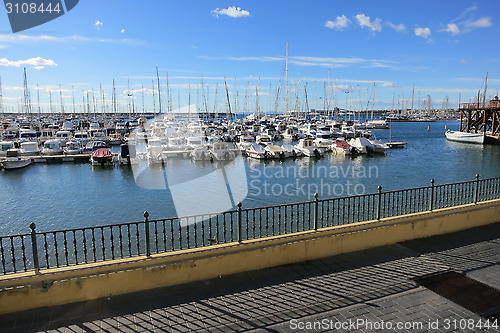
left=1, top=120, right=500, bottom=235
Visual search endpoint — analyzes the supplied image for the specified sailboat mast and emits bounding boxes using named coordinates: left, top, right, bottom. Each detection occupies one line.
left=156, top=67, right=162, bottom=115
left=0, top=76, right=3, bottom=117
left=71, top=86, right=75, bottom=114
left=23, top=67, right=31, bottom=116
left=285, top=42, right=289, bottom=114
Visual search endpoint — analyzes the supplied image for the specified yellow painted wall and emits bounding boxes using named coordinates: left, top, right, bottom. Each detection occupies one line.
left=0, top=199, right=499, bottom=314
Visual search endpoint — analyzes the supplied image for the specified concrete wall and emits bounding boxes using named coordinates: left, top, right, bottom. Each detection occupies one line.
left=1, top=199, right=499, bottom=314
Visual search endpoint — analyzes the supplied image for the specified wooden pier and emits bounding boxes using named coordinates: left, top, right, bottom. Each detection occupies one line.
left=459, top=97, right=500, bottom=144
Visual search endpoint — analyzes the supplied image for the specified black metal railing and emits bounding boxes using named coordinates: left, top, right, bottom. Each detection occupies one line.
left=1, top=175, right=499, bottom=275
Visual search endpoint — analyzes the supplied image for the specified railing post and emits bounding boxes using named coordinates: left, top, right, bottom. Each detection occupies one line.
left=429, top=179, right=435, bottom=211
left=144, top=211, right=151, bottom=257
left=314, top=193, right=319, bottom=231
left=474, top=174, right=480, bottom=204
left=376, top=186, right=383, bottom=220
left=30, top=223, right=40, bottom=274
left=237, top=202, right=243, bottom=243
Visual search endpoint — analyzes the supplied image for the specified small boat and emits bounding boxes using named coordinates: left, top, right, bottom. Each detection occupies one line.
left=108, top=133, right=124, bottom=145
left=146, top=138, right=163, bottom=164
left=0, top=141, right=15, bottom=156
left=348, top=137, right=388, bottom=154
left=264, top=143, right=288, bottom=159
left=83, top=140, right=109, bottom=152
left=294, top=139, right=324, bottom=157
left=256, top=134, right=272, bottom=145
left=91, top=148, right=114, bottom=166
left=167, top=137, right=186, bottom=151
left=1, top=149, right=32, bottom=169
left=365, top=119, right=389, bottom=129
left=74, top=131, right=90, bottom=145
left=331, top=139, right=356, bottom=155
left=41, top=139, right=64, bottom=155
left=191, top=146, right=211, bottom=161
left=445, top=130, right=485, bottom=144
left=19, top=141, right=41, bottom=156
left=237, top=135, right=256, bottom=150
left=55, top=130, right=72, bottom=146
left=282, top=144, right=302, bottom=157
left=210, top=142, right=236, bottom=161
left=186, top=136, right=204, bottom=150
left=118, top=144, right=139, bottom=165
left=63, top=141, right=83, bottom=155
left=245, top=144, right=267, bottom=159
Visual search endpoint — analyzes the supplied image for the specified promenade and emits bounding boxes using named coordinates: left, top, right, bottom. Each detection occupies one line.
left=0, top=222, right=498, bottom=332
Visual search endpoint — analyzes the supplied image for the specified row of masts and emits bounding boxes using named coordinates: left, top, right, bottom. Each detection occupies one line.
left=0, top=44, right=464, bottom=118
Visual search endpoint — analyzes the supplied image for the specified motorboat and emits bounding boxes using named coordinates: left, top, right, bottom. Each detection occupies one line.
left=264, top=143, right=288, bottom=159
left=210, top=142, right=236, bottom=161
left=245, top=144, right=267, bottom=159
left=256, top=134, right=272, bottom=145
left=364, top=119, right=389, bottom=129
left=83, top=140, right=109, bottom=152
left=190, top=146, right=212, bottom=161
left=167, top=137, right=186, bottom=151
left=1, top=149, right=32, bottom=170
left=41, top=139, right=64, bottom=155
left=91, top=148, right=114, bottom=166
left=237, top=135, right=256, bottom=150
left=0, top=141, right=15, bottom=156
left=74, top=131, right=90, bottom=145
left=331, top=139, right=356, bottom=155
left=445, top=130, right=485, bottom=144
left=348, top=137, right=388, bottom=154
left=294, top=139, right=324, bottom=157
left=186, top=136, right=204, bottom=150
left=282, top=144, right=302, bottom=157
left=146, top=138, right=163, bottom=164
left=63, top=141, right=83, bottom=155
left=118, top=143, right=139, bottom=165
left=55, top=130, right=72, bottom=146
left=19, top=129, right=38, bottom=142
left=108, top=133, right=124, bottom=145
left=19, top=141, right=41, bottom=156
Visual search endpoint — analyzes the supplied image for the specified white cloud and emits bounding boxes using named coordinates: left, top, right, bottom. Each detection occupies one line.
left=203, top=54, right=398, bottom=70
left=324, top=15, right=351, bottom=30
left=0, top=34, right=139, bottom=45
left=465, top=17, right=492, bottom=29
left=441, top=23, right=460, bottom=35
left=0, top=57, right=57, bottom=69
left=211, top=6, right=250, bottom=18
left=414, top=27, right=431, bottom=38
left=386, top=21, right=405, bottom=32
left=355, top=14, right=382, bottom=32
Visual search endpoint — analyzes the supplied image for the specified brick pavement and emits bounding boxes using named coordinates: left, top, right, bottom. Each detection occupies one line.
left=0, top=222, right=498, bottom=332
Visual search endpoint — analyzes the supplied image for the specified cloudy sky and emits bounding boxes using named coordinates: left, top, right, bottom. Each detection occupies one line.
left=0, top=1, right=498, bottom=113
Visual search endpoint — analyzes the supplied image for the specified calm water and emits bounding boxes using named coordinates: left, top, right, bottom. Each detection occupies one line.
left=1, top=120, right=500, bottom=235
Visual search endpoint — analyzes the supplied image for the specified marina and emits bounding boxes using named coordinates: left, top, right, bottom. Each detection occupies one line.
left=1, top=115, right=500, bottom=236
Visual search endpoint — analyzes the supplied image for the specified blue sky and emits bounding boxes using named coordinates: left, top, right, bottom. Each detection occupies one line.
left=0, top=0, right=499, bottom=113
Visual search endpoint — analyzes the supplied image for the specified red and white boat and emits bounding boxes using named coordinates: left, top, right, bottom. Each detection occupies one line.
left=91, top=148, right=114, bottom=166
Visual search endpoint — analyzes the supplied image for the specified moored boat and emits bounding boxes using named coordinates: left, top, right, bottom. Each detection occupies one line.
left=1, top=149, right=32, bottom=170
left=91, top=148, right=114, bottom=166
left=445, top=130, right=485, bottom=144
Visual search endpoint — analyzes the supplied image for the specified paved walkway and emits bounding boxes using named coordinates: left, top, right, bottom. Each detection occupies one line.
left=0, top=223, right=499, bottom=332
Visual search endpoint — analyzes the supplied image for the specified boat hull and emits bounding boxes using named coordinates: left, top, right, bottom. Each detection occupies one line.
left=2, top=158, right=32, bottom=170
left=445, top=131, right=484, bottom=144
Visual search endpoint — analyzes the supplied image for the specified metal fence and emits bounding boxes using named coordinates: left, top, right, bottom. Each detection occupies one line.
left=1, top=175, right=499, bottom=275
